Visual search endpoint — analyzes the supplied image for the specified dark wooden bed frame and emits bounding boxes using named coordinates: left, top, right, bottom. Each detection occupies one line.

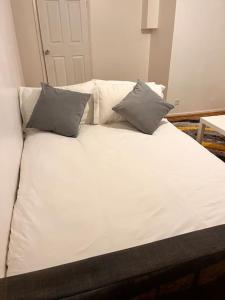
left=1, top=225, right=225, bottom=300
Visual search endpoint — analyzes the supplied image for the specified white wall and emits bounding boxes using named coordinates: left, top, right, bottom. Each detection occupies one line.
left=11, top=0, right=150, bottom=86
left=148, top=0, right=176, bottom=90
left=11, top=0, right=45, bottom=87
left=167, top=0, right=225, bottom=113
left=10, top=0, right=225, bottom=113
left=89, top=0, right=150, bottom=81
left=0, top=0, right=24, bottom=277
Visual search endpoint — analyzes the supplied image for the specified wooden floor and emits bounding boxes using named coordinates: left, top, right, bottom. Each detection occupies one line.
left=167, top=110, right=225, bottom=122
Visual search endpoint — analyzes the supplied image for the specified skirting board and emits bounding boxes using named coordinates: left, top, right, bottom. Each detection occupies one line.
left=167, top=108, right=225, bottom=122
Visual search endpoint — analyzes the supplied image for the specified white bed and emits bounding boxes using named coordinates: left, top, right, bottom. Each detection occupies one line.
left=7, top=120, right=225, bottom=277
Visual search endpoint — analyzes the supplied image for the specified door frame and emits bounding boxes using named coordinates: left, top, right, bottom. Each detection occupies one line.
left=32, top=0, right=48, bottom=82
left=32, top=0, right=92, bottom=84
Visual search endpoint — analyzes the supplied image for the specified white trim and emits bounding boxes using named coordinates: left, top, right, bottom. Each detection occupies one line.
left=32, top=0, right=47, bottom=83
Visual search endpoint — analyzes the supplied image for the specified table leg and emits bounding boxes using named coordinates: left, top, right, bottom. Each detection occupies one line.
left=197, top=123, right=206, bottom=143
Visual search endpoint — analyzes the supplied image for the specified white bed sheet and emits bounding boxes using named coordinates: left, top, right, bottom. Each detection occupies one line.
left=7, top=121, right=225, bottom=276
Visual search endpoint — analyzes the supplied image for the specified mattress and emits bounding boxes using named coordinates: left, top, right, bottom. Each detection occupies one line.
left=7, top=121, right=225, bottom=276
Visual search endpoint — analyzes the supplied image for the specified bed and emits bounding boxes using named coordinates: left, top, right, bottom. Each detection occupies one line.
left=1, top=80, right=225, bottom=299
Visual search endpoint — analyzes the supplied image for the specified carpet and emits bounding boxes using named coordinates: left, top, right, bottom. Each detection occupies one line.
left=172, top=120, right=225, bottom=162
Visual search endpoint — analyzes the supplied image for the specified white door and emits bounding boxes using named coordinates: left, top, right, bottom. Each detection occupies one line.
left=37, top=0, right=92, bottom=86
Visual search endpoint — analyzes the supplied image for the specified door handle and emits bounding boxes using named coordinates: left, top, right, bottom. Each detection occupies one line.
left=44, top=49, right=50, bottom=55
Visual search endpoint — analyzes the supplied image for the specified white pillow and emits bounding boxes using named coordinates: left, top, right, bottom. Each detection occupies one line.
left=93, top=80, right=165, bottom=124
left=19, top=80, right=96, bottom=130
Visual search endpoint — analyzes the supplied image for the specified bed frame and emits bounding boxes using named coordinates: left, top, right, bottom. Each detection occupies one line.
left=1, top=225, right=225, bottom=300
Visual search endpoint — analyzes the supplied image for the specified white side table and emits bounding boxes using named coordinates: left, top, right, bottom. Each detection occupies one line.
left=197, top=115, right=225, bottom=143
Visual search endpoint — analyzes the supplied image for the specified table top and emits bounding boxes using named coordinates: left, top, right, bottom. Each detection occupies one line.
left=201, top=115, right=225, bottom=135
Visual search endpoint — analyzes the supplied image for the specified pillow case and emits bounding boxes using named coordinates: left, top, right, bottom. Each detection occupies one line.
left=113, top=80, right=174, bottom=134
left=26, top=83, right=90, bottom=137
left=93, top=79, right=165, bottom=124
left=19, top=80, right=95, bottom=130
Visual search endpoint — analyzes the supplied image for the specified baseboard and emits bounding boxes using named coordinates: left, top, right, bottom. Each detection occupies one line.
left=167, top=108, right=225, bottom=122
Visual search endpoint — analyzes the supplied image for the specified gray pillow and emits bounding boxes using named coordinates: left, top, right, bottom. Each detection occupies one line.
left=112, top=80, right=174, bottom=134
left=27, top=83, right=90, bottom=137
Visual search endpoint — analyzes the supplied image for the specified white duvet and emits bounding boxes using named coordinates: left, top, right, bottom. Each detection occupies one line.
left=7, top=121, right=225, bottom=276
